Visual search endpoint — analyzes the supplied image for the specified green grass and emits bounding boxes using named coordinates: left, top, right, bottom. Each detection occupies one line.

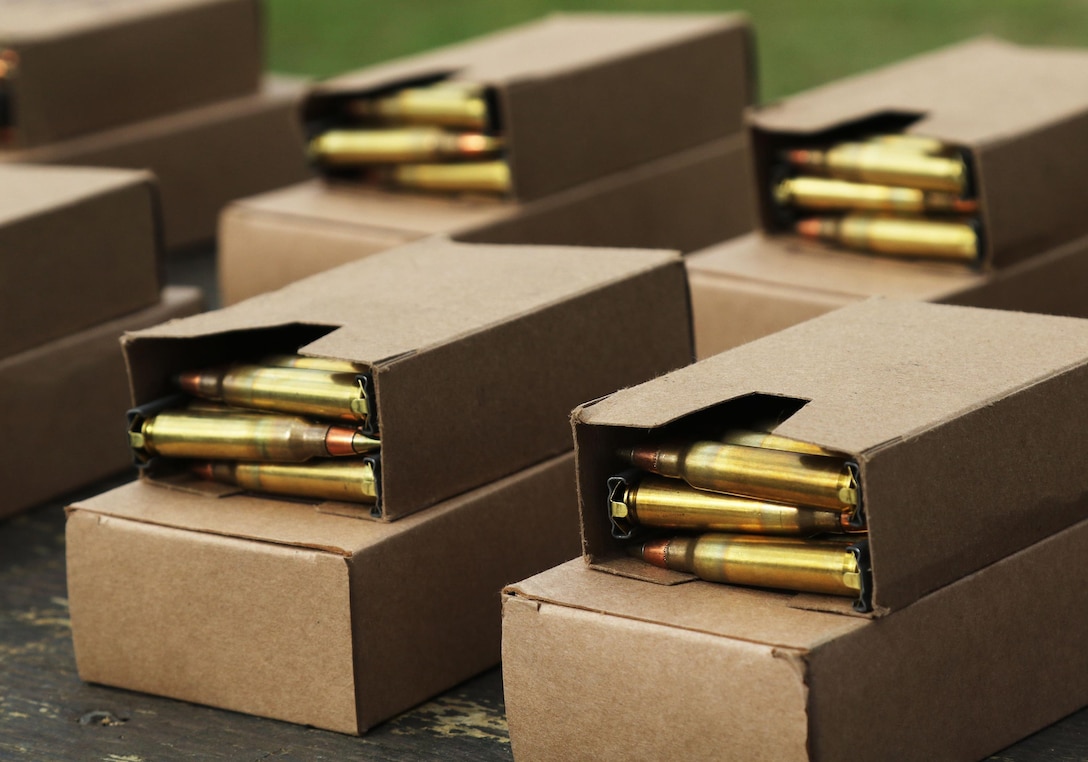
left=265, top=0, right=1088, bottom=101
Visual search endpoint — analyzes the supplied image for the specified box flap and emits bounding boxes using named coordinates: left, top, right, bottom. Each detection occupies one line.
left=0, top=163, right=156, bottom=226
left=0, top=0, right=238, bottom=38
left=574, top=299, right=1088, bottom=455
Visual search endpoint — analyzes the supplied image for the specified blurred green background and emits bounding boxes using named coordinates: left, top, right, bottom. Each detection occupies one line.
left=265, top=0, right=1088, bottom=100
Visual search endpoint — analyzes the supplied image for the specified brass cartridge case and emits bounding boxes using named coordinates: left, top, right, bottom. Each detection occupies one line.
left=774, top=177, right=977, bottom=215
left=865, top=134, right=949, bottom=156
left=308, top=128, right=504, bottom=166
left=129, top=409, right=379, bottom=462
left=610, top=475, right=850, bottom=536
left=786, top=143, right=968, bottom=194
left=260, top=355, right=364, bottom=373
left=192, top=459, right=378, bottom=503
left=719, top=426, right=832, bottom=457
left=795, top=214, right=980, bottom=264
left=346, top=84, right=489, bottom=130
left=624, top=440, right=857, bottom=512
left=176, top=364, right=369, bottom=422
left=376, top=161, right=512, bottom=194
left=632, top=533, right=862, bottom=597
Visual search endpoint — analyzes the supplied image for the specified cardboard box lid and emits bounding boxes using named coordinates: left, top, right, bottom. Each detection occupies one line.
left=575, top=298, right=1088, bottom=456
left=0, top=0, right=238, bottom=37
left=0, top=162, right=156, bottom=224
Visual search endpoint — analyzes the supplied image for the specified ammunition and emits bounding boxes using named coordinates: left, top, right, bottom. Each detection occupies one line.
left=785, top=143, right=968, bottom=194
left=623, top=440, right=857, bottom=512
left=773, top=177, right=977, bottom=215
left=865, top=134, right=949, bottom=156
left=191, top=459, right=378, bottom=503
left=308, top=127, right=503, bottom=166
left=129, top=408, right=378, bottom=462
left=795, top=215, right=980, bottom=264
left=610, top=474, right=850, bottom=536
left=176, top=364, right=369, bottom=422
left=631, top=533, right=863, bottom=597
left=260, top=354, right=364, bottom=373
left=720, top=425, right=832, bottom=457
left=346, top=83, right=489, bottom=130
left=374, top=161, right=511, bottom=194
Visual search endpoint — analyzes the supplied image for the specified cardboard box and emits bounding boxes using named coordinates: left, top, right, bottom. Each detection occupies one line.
left=750, top=38, right=1088, bottom=270
left=219, top=135, right=754, bottom=305
left=0, top=164, right=162, bottom=359
left=68, top=451, right=579, bottom=734
left=303, top=13, right=754, bottom=202
left=125, top=237, right=692, bottom=521
left=572, top=300, right=1088, bottom=615
left=688, top=229, right=1088, bottom=358
left=502, top=516, right=1088, bottom=762
left=2, top=76, right=312, bottom=249
left=0, top=0, right=262, bottom=147
left=0, top=286, right=202, bottom=520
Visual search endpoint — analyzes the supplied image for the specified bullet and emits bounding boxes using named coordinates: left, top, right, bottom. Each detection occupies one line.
left=609, top=474, right=851, bottom=536
left=129, top=408, right=379, bottom=462
left=176, top=364, right=369, bottom=422
left=623, top=440, right=857, bottom=512
left=308, top=127, right=504, bottom=166
left=785, top=143, right=968, bottom=194
left=630, top=533, right=863, bottom=598
left=260, top=354, right=364, bottom=373
left=773, top=177, right=978, bottom=215
left=720, top=425, right=833, bottom=457
left=795, top=214, right=980, bottom=264
left=191, top=459, right=378, bottom=503
left=345, top=83, right=489, bottom=130
left=865, top=134, right=950, bottom=156
left=374, top=160, right=512, bottom=194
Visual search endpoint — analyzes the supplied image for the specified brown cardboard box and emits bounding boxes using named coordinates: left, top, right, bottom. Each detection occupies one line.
left=572, top=300, right=1088, bottom=615
left=0, top=0, right=261, bottom=147
left=68, top=451, right=579, bottom=734
left=0, top=164, right=162, bottom=359
left=125, top=236, right=692, bottom=521
left=304, top=13, right=754, bottom=202
left=750, top=38, right=1088, bottom=269
left=2, top=76, right=312, bottom=249
left=688, top=229, right=1088, bottom=358
left=502, top=518, right=1088, bottom=762
left=0, top=286, right=202, bottom=520
left=219, top=135, right=754, bottom=305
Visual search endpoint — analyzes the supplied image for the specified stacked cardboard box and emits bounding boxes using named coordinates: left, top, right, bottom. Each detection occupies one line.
left=503, top=300, right=1088, bottom=760
left=686, top=39, right=1088, bottom=358
left=218, top=13, right=757, bottom=305
left=66, top=236, right=693, bottom=733
left=0, top=165, right=202, bottom=520
left=0, top=0, right=311, bottom=249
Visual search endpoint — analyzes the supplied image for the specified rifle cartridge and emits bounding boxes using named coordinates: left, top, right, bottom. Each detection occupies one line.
left=773, top=177, right=977, bottom=215
left=191, top=459, right=378, bottom=503
left=345, top=83, right=489, bottom=130
left=720, top=426, right=832, bottom=457
left=795, top=215, right=980, bottom=263
left=631, top=533, right=863, bottom=597
left=309, top=128, right=503, bottom=166
left=610, top=475, right=850, bottom=536
left=260, top=354, right=364, bottom=373
left=375, top=161, right=511, bottom=194
left=865, top=134, right=949, bottom=155
left=623, top=440, right=857, bottom=512
left=129, top=409, right=378, bottom=462
left=176, top=364, right=369, bottom=422
left=785, top=143, right=968, bottom=194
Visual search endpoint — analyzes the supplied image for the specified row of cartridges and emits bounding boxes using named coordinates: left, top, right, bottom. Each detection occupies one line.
left=774, top=133, right=981, bottom=264
left=610, top=424, right=870, bottom=605
left=128, top=355, right=381, bottom=504
left=308, top=80, right=510, bottom=194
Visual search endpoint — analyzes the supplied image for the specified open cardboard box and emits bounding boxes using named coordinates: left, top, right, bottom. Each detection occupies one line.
left=125, top=236, right=692, bottom=521
left=0, top=0, right=261, bottom=147
left=572, top=300, right=1088, bottom=615
left=0, top=164, right=162, bottom=359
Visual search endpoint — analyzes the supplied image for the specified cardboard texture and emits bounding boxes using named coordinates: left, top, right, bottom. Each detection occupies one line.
left=750, top=38, right=1088, bottom=269
left=1, top=76, right=312, bottom=249
left=219, top=135, right=754, bottom=305
left=125, top=237, right=692, bottom=520
left=572, top=300, right=1088, bottom=614
left=68, top=452, right=580, bottom=733
left=0, top=286, right=202, bottom=520
left=503, top=515, right=1088, bottom=762
left=687, top=229, right=1088, bottom=358
left=304, top=13, right=754, bottom=201
left=0, top=164, right=162, bottom=359
left=0, top=0, right=261, bottom=147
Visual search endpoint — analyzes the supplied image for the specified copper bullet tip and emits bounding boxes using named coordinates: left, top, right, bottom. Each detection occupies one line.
left=324, top=427, right=362, bottom=457
left=175, top=370, right=204, bottom=395
left=794, top=218, right=824, bottom=239
left=620, top=445, right=659, bottom=472
left=631, top=538, right=670, bottom=569
left=952, top=198, right=979, bottom=214
left=785, top=148, right=813, bottom=166
left=190, top=462, right=215, bottom=481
